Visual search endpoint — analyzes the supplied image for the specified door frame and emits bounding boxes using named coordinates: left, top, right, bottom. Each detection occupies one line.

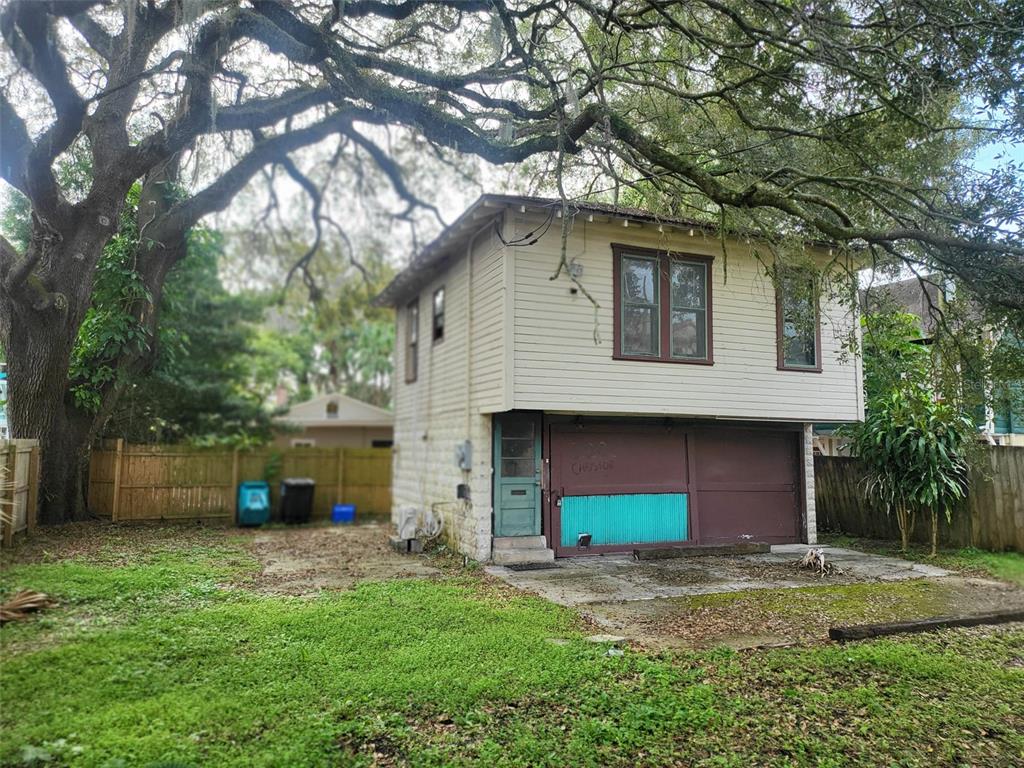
left=492, top=411, right=543, bottom=537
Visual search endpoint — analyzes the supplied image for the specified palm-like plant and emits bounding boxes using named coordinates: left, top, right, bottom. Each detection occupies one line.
left=851, top=384, right=973, bottom=554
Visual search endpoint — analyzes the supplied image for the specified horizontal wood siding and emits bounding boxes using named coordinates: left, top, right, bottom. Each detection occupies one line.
left=816, top=448, right=1024, bottom=551
left=511, top=215, right=862, bottom=422
left=390, top=225, right=503, bottom=560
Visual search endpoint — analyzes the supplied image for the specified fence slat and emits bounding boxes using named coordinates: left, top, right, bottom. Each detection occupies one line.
left=816, top=447, right=1024, bottom=551
left=85, top=444, right=392, bottom=523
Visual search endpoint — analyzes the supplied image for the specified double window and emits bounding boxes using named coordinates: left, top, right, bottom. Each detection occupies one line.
left=776, top=268, right=821, bottom=371
left=405, top=299, right=419, bottom=383
left=613, top=245, right=713, bottom=364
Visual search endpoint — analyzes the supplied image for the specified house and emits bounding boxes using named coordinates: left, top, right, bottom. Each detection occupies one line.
left=375, top=195, right=863, bottom=563
left=271, top=392, right=393, bottom=449
left=859, top=276, right=1024, bottom=446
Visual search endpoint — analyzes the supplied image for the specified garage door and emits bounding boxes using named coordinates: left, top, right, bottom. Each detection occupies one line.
left=548, top=421, right=801, bottom=556
left=689, top=427, right=801, bottom=545
left=549, top=423, right=690, bottom=556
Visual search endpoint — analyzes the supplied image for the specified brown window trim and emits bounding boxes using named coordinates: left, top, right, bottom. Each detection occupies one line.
left=405, top=298, right=419, bottom=383
left=775, top=271, right=823, bottom=373
left=611, top=243, right=714, bottom=365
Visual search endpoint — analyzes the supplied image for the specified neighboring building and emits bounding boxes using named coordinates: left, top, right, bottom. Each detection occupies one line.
left=375, top=195, right=864, bottom=563
left=858, top=276, right=1024, bottom=447
left=272, top=392, right=393, bottom=449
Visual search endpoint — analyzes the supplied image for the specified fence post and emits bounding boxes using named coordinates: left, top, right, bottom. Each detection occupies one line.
left=336, top=447, right=345, bottom=505
left=111, top=438, right=124, bottom=522
left=26, top=444, right=39, bottom=532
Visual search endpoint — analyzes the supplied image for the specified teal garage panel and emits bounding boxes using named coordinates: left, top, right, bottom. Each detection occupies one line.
left=560, top=493, right=688, bottom=548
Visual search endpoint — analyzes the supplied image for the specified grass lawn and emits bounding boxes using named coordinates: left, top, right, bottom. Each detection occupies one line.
left=822, top=534, right=1024, bottom=586
left=1, top=527, right=1022, bottom=767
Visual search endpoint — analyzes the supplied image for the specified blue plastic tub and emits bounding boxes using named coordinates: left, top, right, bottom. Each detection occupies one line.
left=332, top=503, right=356, bottom=524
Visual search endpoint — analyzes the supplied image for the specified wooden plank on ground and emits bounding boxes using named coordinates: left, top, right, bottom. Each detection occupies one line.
left=829, top=609, right=1024, bottom=642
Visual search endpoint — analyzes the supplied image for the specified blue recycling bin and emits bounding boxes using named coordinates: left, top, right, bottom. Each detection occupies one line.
left=237, top=481, right=271, bottom=527
left=332, top=503, right=356, bottom=524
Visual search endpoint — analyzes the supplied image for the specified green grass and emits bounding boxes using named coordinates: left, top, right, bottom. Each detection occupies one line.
left=682, top=579, right=954, bottom=623
left=823, top=534, right=1024, bottom=586
left=2, top=531, right=1023, bottom=767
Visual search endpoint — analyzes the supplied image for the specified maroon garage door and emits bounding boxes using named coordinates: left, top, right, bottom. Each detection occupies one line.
left=689, top=427, right=802, bottom=545
left=546, top=420, right=802, bottom=555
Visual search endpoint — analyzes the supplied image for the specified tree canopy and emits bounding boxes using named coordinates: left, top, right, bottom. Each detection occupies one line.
left=1, top=0, right=1022, bottom=522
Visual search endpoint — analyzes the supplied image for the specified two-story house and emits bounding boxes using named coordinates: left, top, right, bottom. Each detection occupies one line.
left=375, top=195, right=863, bottom=563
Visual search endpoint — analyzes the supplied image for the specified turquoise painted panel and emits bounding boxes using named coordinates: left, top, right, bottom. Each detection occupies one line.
left=560, top=493, right=688, bottom=548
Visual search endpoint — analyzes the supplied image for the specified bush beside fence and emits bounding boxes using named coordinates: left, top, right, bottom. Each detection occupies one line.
left=88, top=442, right=392, bottom=523
left=815, top=446, right=1024, bottom=551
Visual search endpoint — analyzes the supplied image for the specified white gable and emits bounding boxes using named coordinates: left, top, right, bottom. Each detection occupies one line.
left=276, top=392, right=393, bottom=427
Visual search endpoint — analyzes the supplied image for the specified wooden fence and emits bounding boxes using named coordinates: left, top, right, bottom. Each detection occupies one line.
left=815, top=447, right=1024, bottom=551
left=88, top=442, right=392, bottom=523
left=0, top=439, right=40, bottom=546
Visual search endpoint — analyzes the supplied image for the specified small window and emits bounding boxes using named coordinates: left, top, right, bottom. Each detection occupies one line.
left=432, top=286, right=445, bottom=343
left=371, top=439, right=394, bottom=448
left=776, top=268, right=821, bottom=371
left=326, top=401, right=339, bottom=419
left=405, top=299, right=419, bottom=383
left=291, top=438, right=316, bottom=448
left=613, top=245, right=713, bottom=364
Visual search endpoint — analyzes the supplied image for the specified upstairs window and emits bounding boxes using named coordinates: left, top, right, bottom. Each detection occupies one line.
left=613, top=245, right=713, bottom=364
left=432, top=286, right=445, bottom=343
left=405, top=299, right=419, bottom=383
left=326, top=401, right=339, bottom=419
left=776, top=268, right=821, bottom=371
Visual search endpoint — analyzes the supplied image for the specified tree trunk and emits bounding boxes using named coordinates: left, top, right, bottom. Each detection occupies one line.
left=895, top=502, right=914, bottom=553
left=930, top=508, right=938, bottom=557
left=2, top=302, right=94, bottom=524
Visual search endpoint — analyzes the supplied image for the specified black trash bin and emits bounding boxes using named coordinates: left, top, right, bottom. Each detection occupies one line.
left=279, top=477, right=315, bottom=524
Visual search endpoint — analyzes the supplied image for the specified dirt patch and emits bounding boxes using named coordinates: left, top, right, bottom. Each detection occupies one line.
left=582, top=576, right=1024, bottom=649
left=0, top=521, right=233, bottom=568
left=245, top=523, right=439, bottom=595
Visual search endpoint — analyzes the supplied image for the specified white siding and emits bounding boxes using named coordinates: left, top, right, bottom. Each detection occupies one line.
left=390, top=225, right=505, bottom=561
left=511, top=215, right=863, bottom=423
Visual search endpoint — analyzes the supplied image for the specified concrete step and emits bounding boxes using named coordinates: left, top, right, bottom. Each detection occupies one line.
left=493, top=547, right=556, bottom=565
left=493, top=535, right=548, bottom=551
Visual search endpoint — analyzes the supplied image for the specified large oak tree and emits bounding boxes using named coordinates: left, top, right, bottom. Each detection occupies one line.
left=1, top=0, right=1022, bottom=523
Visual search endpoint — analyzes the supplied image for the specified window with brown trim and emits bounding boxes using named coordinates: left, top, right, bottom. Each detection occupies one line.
left=612, top=244, right=713, bottom=364
left=405, top=299, right=419, bottom=383
left=432, top=286, right=445, bottom=343
left=776, top=268, right=822, bottom=372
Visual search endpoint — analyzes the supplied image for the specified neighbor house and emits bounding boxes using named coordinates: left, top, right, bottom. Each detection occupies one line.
left=272, top=392, right=393, bottom=449
left=859, top=275, right=1024, bottom=446
left=375, top=195, right=863, bottom=563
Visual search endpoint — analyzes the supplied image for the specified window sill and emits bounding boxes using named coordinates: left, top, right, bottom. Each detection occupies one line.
left=777, top=364, right=822, bottom=373
left=613, top=354, right=714, bottom=366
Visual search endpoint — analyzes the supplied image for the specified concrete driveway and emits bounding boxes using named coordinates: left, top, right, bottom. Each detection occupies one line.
left=486, top=544, right=949, bottom=607
left=485, top=545, right=1024, bottom=648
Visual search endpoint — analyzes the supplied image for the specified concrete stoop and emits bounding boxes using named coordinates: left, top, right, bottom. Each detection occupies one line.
left=492, top=535, right=556, bottom=565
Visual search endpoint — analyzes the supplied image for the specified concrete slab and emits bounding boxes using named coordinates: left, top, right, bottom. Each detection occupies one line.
left=486, top=545, right=951, bottom=608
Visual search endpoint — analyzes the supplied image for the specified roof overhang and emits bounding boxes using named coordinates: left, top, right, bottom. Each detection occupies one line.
left=374, top=193, right=850, bottom=307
